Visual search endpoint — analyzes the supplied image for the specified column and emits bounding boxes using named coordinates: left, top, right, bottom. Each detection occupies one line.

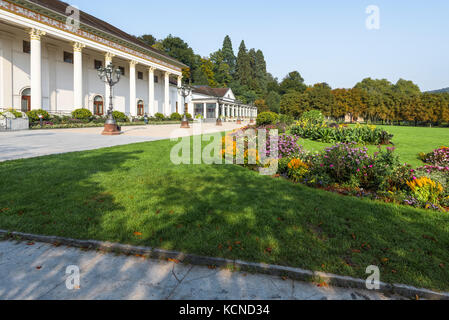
left=177, top=75, right=182, bottom=114
left=73, top=42, right=85, bottom=109
left=203, top=103, right=207, bottom=119
left=164, top=71, right=170, bottom=116
left=148, top=66, right=155, bottom=116
left=0, top=35, right=13, bottom=109
left=29, top=29, right=46, bottom=110
left=215, top=102, right=219, bottom=118
left=129, top=60, right=137, bottom=116
left=104, top=52, right=114, bottom=110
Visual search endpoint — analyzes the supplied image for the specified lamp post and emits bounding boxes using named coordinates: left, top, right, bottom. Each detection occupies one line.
left=177, top=84, right=192, bottom=129
left=236, top=104, right=242, bottom=125
left=216, top=98, right=223, bottom=126
left=97, top=63, right=122, bottom=135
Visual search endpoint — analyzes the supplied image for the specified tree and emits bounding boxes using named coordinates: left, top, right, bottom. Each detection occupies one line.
left=210, top=50, right=232, bottom=86
left=255, top=99, right=270, bottom=114
left=159, top=35, right=198, bottom=83
left=305, top=83, right=335, bottom=117
left=280, top=91, right=309, bottom=119
left=265, top=91, right=281, bottom=113
left=393, top=79, right=421, bottom=96
left=222, top=35, right=236, bottom=75
left=279, top=71, right=307, bottom=94
left=235, top=40, right=252, bottom=87
left=137, top=34, right=157, bottom=47
left=198, top=58, right=218, bottom=87
left=255, top=50, right=268, bottom=93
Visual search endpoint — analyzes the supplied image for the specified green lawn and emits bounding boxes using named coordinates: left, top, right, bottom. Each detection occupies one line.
left=1, top=132, right=449, bottom=292
left=296, top=125, right=449, bottom=168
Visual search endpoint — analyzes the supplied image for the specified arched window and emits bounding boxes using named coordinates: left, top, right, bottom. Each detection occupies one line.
left=21, top=88, right=31, bottom=112
left=93, top=96, right=104, bottom=115
left=137, top=100, right=144, bottom=116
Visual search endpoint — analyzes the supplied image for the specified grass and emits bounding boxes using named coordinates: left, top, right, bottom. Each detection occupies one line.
left=1, top=131, right=449, bottom=292
left=296, top=125, right=449, bottom=168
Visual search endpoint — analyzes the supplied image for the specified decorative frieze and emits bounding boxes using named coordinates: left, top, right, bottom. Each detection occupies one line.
left=0, top=0, right=182, bottom=72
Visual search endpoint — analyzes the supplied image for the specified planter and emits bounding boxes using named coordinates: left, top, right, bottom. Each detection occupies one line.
left=0, top=117, right=29, bottom=131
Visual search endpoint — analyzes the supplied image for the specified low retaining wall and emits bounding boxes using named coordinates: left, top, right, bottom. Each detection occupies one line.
left=0, top=118, right=29, bottom=131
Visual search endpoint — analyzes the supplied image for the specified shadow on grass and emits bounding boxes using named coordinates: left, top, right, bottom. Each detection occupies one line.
left=127, top=164, right=449, bottom=292
left=0, top=139, right=448, bottom=292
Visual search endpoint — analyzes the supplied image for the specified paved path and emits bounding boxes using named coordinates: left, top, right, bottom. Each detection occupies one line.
left=0, top=122, right=247, bottom=162
left=0, top=241, right=405, bottom=300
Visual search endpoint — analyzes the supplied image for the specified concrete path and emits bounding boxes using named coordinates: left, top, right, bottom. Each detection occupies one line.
left=0, top=122, right=247, bottom=162
left=0, top=241, right=405, bottom=300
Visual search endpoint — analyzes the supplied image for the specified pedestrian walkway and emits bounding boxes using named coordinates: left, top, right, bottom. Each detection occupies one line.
left=0, top=122, right=247, bottom=162
left=0, top=240, right=405, bottom=300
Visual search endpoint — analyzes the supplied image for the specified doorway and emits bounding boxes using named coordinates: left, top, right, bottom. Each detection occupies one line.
left=21, top=88, right=31, bottom=112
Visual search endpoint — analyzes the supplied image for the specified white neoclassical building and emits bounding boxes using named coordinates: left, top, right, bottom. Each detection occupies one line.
left=0, top=0, right=189, bottom=117
left=191, top=86, right=257, bottom=122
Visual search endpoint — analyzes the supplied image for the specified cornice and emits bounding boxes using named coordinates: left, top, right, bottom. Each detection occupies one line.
left=0, top=0, right=186, bottom=71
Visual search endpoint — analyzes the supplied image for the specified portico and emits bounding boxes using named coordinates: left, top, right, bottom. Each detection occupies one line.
left=0, top=0, right=188, bottom=117
left=190, top=86, right=257, bottom=122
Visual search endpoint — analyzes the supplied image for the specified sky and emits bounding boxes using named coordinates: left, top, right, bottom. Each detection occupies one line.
left=67, top=0, right=449, bottom=91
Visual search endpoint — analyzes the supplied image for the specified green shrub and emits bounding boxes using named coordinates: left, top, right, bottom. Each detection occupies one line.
left=291, top=123, right=393, bottom=145
left=278, top=114, right=294, bottom=126
left=256, top=112, right=279, bottom=126
left=170, top=112, right=182, bottom=121
left=300, top=110, right=324, bottom=124
left=72, top=108, right=93, bottom=120
left=185, top=113, right=193, bottom=120
left=112, top=111, right=127, bottom=122
left=27, top=109, right=50, bottom=121
left=154, top=113, right=165, bottom=121
left=5, top=109, right=23, bottom=118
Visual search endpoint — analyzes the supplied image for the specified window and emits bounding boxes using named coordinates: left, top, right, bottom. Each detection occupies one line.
left=137, top=100, right=144, bottom=116
left=23, top=41, right=30, bottom=54
left=119, top=66, right=125, bottom=76
left=137, top=71, right=143, bottom=80
left=94, top=60, right=103, bottom=70
left=154, top=76, right=158, bottom=83
left=63, top=51, right=73, bottom=64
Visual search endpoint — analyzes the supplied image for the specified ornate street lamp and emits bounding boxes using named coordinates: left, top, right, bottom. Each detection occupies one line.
left=178, top=84, right=193, bottom=129
left=98, top=63, right=122, bottom=135
left=216, top=98, right=223, bottom=126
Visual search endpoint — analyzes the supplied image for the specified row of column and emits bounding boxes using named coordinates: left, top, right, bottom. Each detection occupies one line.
left=200, top=103, right=257, bottom=119
left=28, top=28, right=181, bottom=116
left=219, top=104, right=257, bottom=118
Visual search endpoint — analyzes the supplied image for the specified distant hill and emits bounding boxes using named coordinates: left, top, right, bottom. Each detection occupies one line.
left=427, top=87, right=449, bottom=94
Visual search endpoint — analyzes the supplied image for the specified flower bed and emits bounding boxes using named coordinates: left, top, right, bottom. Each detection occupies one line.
left=420, top=147, right=449, bottom=167
left=290, top=121, right=394, bottom=145
left=223, top=127, right=448, bottom=212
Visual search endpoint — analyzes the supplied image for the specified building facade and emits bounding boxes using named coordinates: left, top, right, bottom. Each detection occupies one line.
left=191, top=86, right=257, bottom=122
left=0, top=0, right=189, bottom=117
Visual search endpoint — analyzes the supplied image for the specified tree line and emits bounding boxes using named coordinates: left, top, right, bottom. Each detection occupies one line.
left=279, top=78, right=449, bottom=125
left=137, top=34, right=449, bottom=125
left=137, top=34, right=274, bottom=104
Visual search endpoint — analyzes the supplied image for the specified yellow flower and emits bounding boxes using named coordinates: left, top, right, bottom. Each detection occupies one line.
left=288, top=158, right=308, bottom=170
left=244, top=149, right=260, bottom=162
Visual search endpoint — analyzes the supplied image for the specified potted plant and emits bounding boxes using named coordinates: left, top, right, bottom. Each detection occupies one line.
left=195, top=114, right=204, bottom=123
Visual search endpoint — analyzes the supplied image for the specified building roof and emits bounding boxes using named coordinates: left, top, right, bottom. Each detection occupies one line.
left=26, top=0, right=187, bottom=69
left=193, top=86, right=230, bottom=98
